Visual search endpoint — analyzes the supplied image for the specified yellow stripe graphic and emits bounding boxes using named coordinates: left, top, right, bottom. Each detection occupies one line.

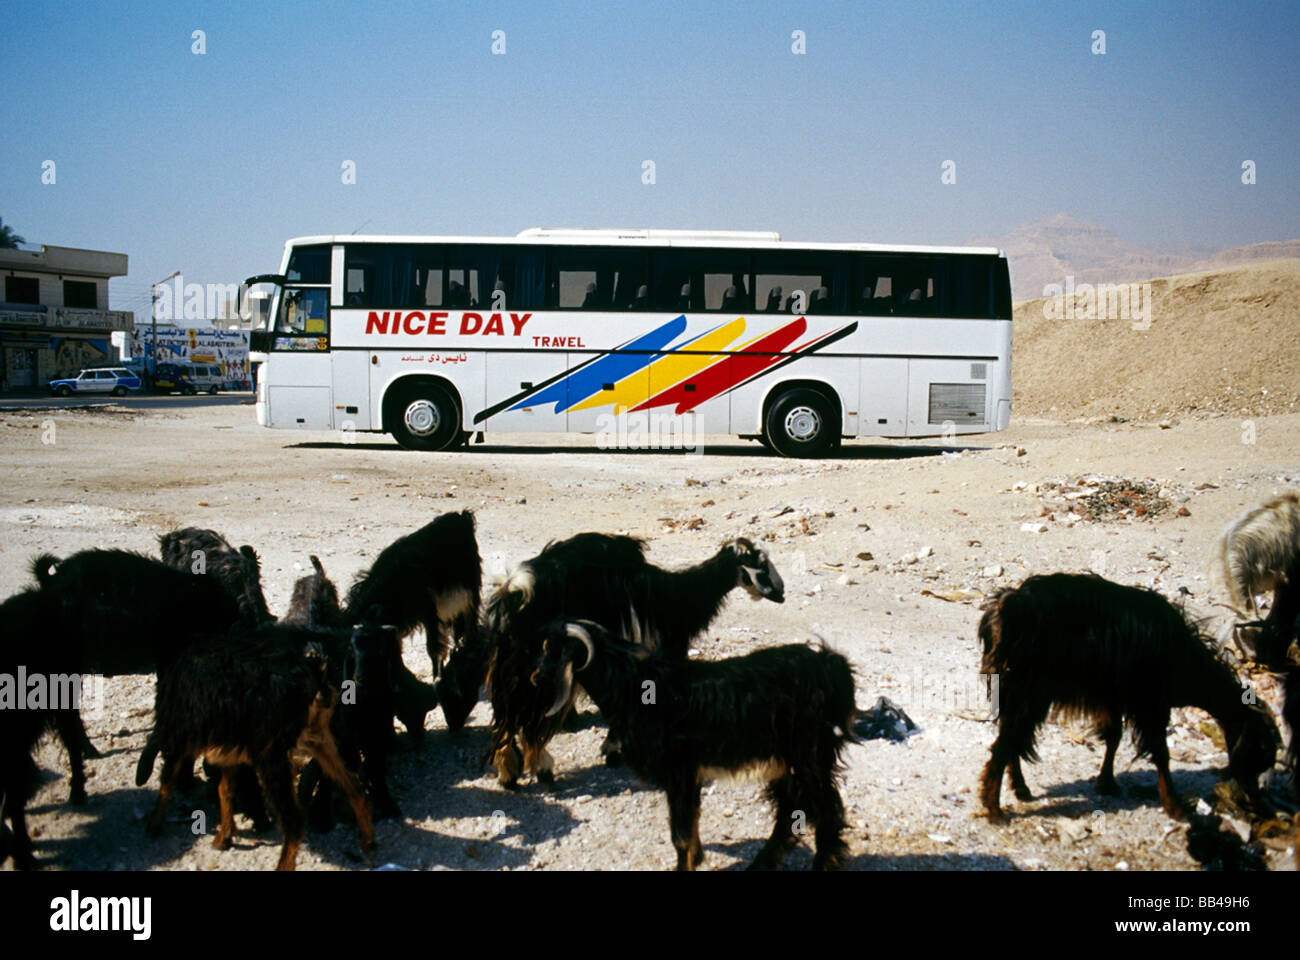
left=571, top=317, right=749, bottom=412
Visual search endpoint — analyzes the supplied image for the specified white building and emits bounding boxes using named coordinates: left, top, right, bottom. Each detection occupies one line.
left=0, top=244, right=134, bottom=390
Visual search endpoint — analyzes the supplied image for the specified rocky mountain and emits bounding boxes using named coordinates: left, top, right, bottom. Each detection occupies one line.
left=969, top=214, right=1300, bottom=301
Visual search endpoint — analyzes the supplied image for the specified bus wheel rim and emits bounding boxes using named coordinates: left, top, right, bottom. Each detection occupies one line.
left=404, top=399, right=440, bottom=436
left=783, top=405, right=821, bottom=441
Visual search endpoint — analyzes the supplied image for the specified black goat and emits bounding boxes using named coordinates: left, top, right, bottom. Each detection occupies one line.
left=485, top=533, right=785, bottom=788
left=1219, top=491, right=1300, bottom=669
left=158, top=527, right=274, bottom=627
left=0, top=588, right=93, bottom=866
left=32, top=549, right=242, bottom=675
left=144, top=625, right=376, bottom=870
left=29, top=549, right=245, bottom=800
left=978, top=573, right=1280, bottom=822
left=283, top=555, right=343, bottom=629
left=534, top=620, right=853, bottom=870
left=344, top=510, right=483, bottom=737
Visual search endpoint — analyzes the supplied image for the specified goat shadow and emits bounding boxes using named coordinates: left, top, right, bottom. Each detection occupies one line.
left=695, top=837, right=1020, bottom=871
left=285, top=441, right=986, bottom=462
left=17, top=781, right=375, bottom=872
left=329, top=720, right=590, bottom=870
left=1006, top=766, right=1238, bottom=820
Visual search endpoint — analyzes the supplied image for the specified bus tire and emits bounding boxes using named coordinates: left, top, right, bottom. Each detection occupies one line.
left=389, top=384, right=460, bottom=451
left=763, top=388, right=836, bottom=458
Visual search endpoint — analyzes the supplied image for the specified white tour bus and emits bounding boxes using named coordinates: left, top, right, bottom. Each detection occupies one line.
left=245, top=229, right=1012, bottom=457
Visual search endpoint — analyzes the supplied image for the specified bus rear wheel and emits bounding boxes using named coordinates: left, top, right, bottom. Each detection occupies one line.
left=763, top=388, right=837, bottom=458
left=389, top=385, right=461, bottom=451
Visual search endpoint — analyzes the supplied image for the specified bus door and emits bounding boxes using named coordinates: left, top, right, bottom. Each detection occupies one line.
left=267, top=287, right=332, bottom=429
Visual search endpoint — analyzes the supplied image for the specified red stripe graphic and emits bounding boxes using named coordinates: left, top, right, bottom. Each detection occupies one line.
left=631, top=317, right=807, bottom=414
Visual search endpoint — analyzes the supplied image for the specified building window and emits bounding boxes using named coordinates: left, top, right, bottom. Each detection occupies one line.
left=63, top=280, right=97, bottom=309
left=5, top=276, right=39, bottom=304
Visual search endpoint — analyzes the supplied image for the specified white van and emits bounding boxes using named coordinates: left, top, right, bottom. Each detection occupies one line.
left=181, top=363, right=224, bottom=394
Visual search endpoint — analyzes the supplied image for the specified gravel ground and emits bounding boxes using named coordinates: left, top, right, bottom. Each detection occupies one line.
left=1, top=400, right=1297, bottom=871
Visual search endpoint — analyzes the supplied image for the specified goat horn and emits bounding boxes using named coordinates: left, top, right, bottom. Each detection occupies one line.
left=544, top=662, right=575, bottom=718
left=564, top=622, right=596, bottom=671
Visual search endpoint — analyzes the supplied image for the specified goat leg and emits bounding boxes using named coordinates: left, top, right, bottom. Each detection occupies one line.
left=1142, top=719, right=1187, bottom=820
left=213, top=768, right=236, bottom=850
left=4, top=801, right=37, bottom=871
left=1008, top=758, right=1033, bottom=802
left=667, top=773, right=703, bottom=871
left=258, top=756, right=303, bottom=872
left=309, top=732, right=376, bottom=854
left=73, top=715, right=102, bottom=760
left=750, top=776, right=798, bottom=870
left=54, top=711, right=88, bottom=805
left=1095, top=712, right=1123, bottom=796
left=811, top=774, right=848, bottom=871
left=147, top=752, right=187, bottom=836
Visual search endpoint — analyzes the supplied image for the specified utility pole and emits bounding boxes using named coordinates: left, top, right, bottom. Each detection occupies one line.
left=151, top=270, right=180, bottom=385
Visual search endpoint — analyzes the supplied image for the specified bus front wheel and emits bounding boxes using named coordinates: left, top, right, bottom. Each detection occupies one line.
left=390, top=385, right=461, bottom=451
left=763, top=388, right=837, bottom=458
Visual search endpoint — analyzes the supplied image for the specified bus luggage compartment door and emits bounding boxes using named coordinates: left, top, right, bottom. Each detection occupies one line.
left=858, top=358, right=908, bottom=437
left=266, top=353, right=332, bottom=430
left=905, top=358, right=990, bottom=437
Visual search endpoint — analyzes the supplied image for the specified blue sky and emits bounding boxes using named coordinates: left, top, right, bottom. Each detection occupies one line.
left=3, top=0, right=1296, bottom=316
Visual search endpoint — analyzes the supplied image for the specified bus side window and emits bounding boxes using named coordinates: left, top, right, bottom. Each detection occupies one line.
left=345, top=265, right=371, bottom=307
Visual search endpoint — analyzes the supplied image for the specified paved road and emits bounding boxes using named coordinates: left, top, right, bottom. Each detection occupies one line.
left=0, top=391, right=255, bottom=411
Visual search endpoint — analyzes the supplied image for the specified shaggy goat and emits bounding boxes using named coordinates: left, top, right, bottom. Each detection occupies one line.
left=281, top=555, right=398, bottom=822
left=534, top=620, right=854, bottom=870
left=1218, top=491, right=1300, bottom=669
left=978, top=573, right=1280, bottom=822
left=283, top=555, right=343, bottom=629
left=343, top=510, right=483, bottom=737
left=32, top=549, right=243, bottom=675
left=29, top=549, right=245, bottom=800
left=158, top=527, right=274, bottom=627
left=485, top=533, right=785, bottom=788
left=144, top=625, right=376, bottom=870
left=0, top=588, right=93, bottom=863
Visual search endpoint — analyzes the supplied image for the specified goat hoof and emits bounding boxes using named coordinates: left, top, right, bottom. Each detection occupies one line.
left=603, top=750, right=624, bottom=768
left=812, top=853, right=845, bottom=871
left=69, top=787, right=89, bottom=806
left=1013, top=786, right=1033, bottom=801
left=1095, top=778, right=1119, bottom=797
left=536, top=769, right=556, bottom=791
left=213, top=834, right=233, bottom=851
left=983, top=808, right=1006, bottom=824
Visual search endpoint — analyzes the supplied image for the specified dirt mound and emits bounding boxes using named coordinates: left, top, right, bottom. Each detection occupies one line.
left=1012, top=258, right=1300, bottom=421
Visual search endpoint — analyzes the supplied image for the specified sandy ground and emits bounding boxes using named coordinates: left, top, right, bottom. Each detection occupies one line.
left=1013, top=258, right=1300, bottom=420
left=0, top=399, right=1296, bottom=871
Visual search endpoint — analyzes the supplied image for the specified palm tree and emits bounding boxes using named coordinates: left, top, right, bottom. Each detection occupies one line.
left=0, top=219, right=26, bottom=249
